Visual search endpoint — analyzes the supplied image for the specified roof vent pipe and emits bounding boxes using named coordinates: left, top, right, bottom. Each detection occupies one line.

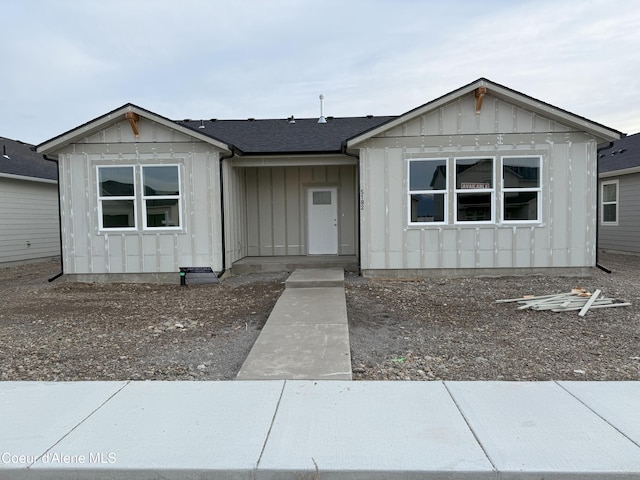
left=2, top=145, right=10, bottom=159
left=318, top=94, right=327, bottom=124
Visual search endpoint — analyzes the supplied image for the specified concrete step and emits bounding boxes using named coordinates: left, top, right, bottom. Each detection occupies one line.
left=232, top=256, right=358, bottom=274
left=284, top=268, right=344, bottom=288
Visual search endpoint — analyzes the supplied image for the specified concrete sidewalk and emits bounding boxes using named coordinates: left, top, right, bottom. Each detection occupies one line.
left=236, top=268, right=352, bottom=380
left=1, top=381, right=640, bottom=479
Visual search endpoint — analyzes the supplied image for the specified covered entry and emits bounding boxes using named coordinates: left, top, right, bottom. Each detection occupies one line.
left=223, top=157, right=359, bottom=267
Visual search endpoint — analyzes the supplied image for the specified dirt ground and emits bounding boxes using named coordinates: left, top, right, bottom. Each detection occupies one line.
left=0, top=252, right=638, bottom=382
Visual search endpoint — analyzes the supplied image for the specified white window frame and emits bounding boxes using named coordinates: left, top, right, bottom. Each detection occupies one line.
left=141, top=164, right=182, bottom=230
left=501, top=155, right=542, bottom=224
left=97, top=165, right=137, bottom=231
left=601, top=179, right=619, bottom=225
left=407, top=158, right=448, bottom=225
left=454, top=157, right=495, bottom=224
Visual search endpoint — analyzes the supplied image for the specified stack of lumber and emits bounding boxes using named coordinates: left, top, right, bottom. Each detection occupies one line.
left=496, top=288, right=631, bottom=316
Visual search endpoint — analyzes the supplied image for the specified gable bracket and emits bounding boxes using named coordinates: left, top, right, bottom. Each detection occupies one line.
left=474, top=87, right=487, bottom=114
left=125, top=112, right=140, bottom=137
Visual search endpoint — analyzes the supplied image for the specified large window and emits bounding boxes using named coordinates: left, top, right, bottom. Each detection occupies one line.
left=502, top=156, right=541, bottom=222
left=408, top=159, right=447, bottom=224
left=455, top=157, right=494, bottom=223
left=97, top=164, right=181, bottom=231
left=142, top=166, right=181, bottom=229
left=98, top=166, right=136, bottom=230
left=407, top=155, right=543, bottom=226
left=601, top=180, right=618, bottom=225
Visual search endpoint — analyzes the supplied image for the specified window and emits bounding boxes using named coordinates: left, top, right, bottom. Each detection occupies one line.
left=502, top=156, right=541, bottom=222
left=601, top=180, right=618, bottom=225
left=142, top=166, right=181, bottom=229
left=407, top=159, right=447, bottom=224
left=98, top=166, right=136, bottom=230
left=313, top=191, right=332, bottom=205
left=97, top=164, right=182, bottom=231
left=455, top=157, right=494, bottom=223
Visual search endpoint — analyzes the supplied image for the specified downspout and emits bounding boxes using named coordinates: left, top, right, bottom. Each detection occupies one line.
left=218, top=147, right=237, bottom=277
left=342, top=142, right=362, bottom=275
left=595, top=141, right=614, bottom=274
left=43, top=154, right=64, bottom=281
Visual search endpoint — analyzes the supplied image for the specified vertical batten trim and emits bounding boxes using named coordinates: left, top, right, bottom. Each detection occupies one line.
left=567, top=140, right=573, bottom=263
left=83, top=153, right=93, bottom=273
left=384, top=148, right=390, bottom=269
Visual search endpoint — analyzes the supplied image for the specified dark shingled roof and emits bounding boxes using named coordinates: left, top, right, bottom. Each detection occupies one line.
left=599, top=132, right=640, bottom=174
left=177, top=115, right=397, bottom=154
left=0, top=137, right=57, bottom=181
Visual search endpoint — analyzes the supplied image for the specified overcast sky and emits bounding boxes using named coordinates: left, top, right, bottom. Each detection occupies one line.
left=1, top=0, right=639, bottom=145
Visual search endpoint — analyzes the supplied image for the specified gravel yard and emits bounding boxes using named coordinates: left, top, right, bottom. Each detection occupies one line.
left=1, top=252, right=638, bottom=382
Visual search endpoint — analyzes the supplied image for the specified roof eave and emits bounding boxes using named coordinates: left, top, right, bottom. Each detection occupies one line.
left=599, top=166, right=640, bottom=178
left=0, top=172, right=57, bottom=184
left=347, top=78, right=621, bottom=148
left=37, top=104, right=232, bottom=154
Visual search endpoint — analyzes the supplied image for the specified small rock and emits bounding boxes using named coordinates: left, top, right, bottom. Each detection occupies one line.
left=175, top=322, right=185, bottom=329
left=197, top=364, right=206, bottom=370
left=573, top=369, right=586, bottom=375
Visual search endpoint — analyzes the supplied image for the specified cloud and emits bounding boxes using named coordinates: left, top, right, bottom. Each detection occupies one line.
left=1, top=0, right=639, bottom=143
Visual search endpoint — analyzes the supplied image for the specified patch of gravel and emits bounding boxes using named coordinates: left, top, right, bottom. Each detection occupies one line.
left=347, top=252, right=640, bottom=381
left=0, top=252, right=638, bottom=382
left=0, top=261, right=286, bottom=381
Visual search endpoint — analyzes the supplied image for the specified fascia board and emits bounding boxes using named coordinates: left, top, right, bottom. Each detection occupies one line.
left=599, top=166, right=640, bottom=178
left=347, top=78, right=621, bottom=148
left=346, top=81, right=482, bottom=148
left=37, top=104, right=231, bottom=154
left=0, top=172, right=57, bottom=184
left=487, top=83, right=621, bottom=142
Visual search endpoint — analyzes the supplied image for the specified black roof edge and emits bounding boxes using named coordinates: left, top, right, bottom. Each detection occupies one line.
left=346, top=77, right=624, bottom=143
left=231, top=149, right=345, bottom=157
left=37, top=103, right=232, bottom=152
left=36, top=102, right=138, bottom=150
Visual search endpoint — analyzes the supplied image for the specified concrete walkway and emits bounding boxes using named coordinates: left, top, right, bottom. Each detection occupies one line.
left=236, top=268, right=352, bottom=380
left=2, top=380, right=640, bottom=479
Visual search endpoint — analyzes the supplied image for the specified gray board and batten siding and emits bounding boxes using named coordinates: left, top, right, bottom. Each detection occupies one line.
left=230, top=161, right=357, bottom=258
left=0, top=137, right=60, bottom=266
left=598, top=132, right=640, bottom=255
left=36, top=79, right=621, bottom=281
left=47, top=114, right=227, bottom=282
left=349, top=90, right=612, bottom=277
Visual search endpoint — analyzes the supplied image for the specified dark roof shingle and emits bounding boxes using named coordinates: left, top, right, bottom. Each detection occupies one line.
left=1, top=137, right=57, bottom=181
left=598, top=132, right=640, bottom=173
left=178, top=116, right=396, bottom=154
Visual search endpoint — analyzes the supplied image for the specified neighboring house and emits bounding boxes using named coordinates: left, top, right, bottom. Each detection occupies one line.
left=0, top=137, right=60, bottom=265
left=36, top=78, right=621, bottom=282
left=598, top=132, right=640, bottom=255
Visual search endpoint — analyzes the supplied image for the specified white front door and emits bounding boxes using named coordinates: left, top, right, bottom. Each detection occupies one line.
left=307, top=187, right=338, bottom=255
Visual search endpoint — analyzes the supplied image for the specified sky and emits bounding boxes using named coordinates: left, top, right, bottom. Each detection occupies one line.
left=1, top=0, right=639, bottom=145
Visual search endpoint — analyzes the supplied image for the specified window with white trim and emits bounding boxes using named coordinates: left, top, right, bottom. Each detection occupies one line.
left=142, top=165, right=182, bottom=229
left=454, top=157, right=494, bottom=223
left=502, top=156, right=541, bottom=222
left=407, top=159, right=447, bottom=224
left=98, top=166, right=137, bottom=230
left=601, top=180, right=618, bottom=225
left=97, top=164, right=182, bottom=231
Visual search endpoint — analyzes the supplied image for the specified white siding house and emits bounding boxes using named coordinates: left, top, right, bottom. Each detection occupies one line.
left=37, top=78, right=621, bottom=282
left=0, top=137, right=60, bottom=266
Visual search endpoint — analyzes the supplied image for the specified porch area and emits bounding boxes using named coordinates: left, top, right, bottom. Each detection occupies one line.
left=231, top=255, right=359, bottom=274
